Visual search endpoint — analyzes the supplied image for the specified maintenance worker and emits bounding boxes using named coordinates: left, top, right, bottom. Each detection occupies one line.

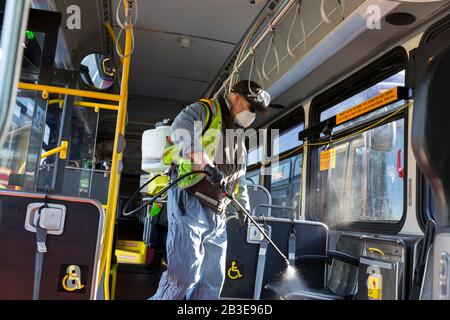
left=150, top=80, right=270, bottom=300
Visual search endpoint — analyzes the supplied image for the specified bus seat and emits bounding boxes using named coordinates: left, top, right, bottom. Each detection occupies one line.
left=0, top=190, right=104, bottom=300
left=282, top=234, right=362, bottom=300
left=253, top=204, right=295, bottom=219
left=259, top=218, right=328, bottom=299
left=248, top=184, right=272, bottom=216
left=226, top=183, right=271, bottom=217
left=222, top=217, right=328, bottom=300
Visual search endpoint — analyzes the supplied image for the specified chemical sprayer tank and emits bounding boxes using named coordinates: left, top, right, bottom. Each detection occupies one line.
left=141, top=119, right=172, bottom=173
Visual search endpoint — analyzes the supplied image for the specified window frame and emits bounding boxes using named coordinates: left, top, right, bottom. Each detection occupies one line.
left=306, top=47, right=409, bottom=234
left=246, top=106, right=305, bottom=215
left=266, top=106, right=305, bottom=215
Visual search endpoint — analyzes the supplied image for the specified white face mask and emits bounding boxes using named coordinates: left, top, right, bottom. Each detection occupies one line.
left=235, top=111, right=256, bottom=128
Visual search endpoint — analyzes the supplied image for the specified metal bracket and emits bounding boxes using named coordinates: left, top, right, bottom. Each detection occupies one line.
left=117, top=134, right=126, bottom=153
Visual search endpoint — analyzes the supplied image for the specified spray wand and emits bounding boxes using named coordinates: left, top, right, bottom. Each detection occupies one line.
left=122, top=170, right=290, bottom=266
left=221, top=184, right=290, bottom=267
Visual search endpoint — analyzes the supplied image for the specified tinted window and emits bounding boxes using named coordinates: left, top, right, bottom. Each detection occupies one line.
left=272, top=123, right=304, bottom=155
left=320, top=71, right=405, bottom=135
left=246, top=168, right=261, bottom=185
left=310, top=71, right=406, bottom=226
left=270, top=154, right=303, bottom=217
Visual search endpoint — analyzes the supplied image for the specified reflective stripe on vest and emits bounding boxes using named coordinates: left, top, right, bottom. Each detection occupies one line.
left=162, top=98, right=222, bottom=189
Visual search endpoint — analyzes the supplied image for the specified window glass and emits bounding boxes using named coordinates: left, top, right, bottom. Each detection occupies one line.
left=22, top=30, right=45, bottom=79
left=311, top=69, right=406, bottom=226
left=270, top=154, right=303, bottom=217
left=312, top=119, right=404, bottom=225
left=320, top=71, right=406, bottom=134
left=0, top=90, right=47, bottom=190
left=247, top=145, right=263, bottom=166
left=272, top=123, right=304, bottom=155
left=246, top=169, right=260, bottom=185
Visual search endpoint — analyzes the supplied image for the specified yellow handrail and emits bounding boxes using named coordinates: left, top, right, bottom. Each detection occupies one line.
left=368, top=247, right=385, bottom=257
left=104, top=21, right=124, bottom=65
left=47, top=99, right=119, bottom=112
left=48, top=99, right=64, bottom=108
left=41, top=141, right=68, bottom=160
left=76, top=101, right=119, bottom=111
left=100, top=1, right=133, bottom=299
left=18, top=82, right=121, bottom=102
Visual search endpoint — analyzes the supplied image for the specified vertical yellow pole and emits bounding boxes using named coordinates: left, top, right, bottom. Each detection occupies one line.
left=100, top=1, right=133, bottom=300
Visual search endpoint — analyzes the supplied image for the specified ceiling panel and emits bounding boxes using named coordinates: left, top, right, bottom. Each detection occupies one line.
left=130, top=73, right=210, bottom=102
left=113, top=0, right=264, bottom=43
left=128, top=29, right=234, bottom=82
left=109, top=0, right=267, bottom=100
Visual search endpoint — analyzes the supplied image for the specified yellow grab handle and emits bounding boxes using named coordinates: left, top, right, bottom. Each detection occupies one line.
left=41, top=141, right=68, bottom=160
left=368, top=247, right=385, bottom=257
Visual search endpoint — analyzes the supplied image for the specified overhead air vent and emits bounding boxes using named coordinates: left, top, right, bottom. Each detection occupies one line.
left=385, top=12, right=416, bottom=26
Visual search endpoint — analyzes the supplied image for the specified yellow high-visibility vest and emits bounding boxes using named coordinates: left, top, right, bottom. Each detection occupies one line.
left=162, top=98, right=222, bottom=189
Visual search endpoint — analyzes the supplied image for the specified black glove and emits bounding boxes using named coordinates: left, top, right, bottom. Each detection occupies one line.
left=204, top=164, right=224, bottom=185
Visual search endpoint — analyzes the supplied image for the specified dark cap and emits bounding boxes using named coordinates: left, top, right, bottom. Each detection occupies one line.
left=231, top=80, right=271, bottom=114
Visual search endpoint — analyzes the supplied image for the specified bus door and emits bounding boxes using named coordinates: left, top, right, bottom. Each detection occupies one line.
left=0, top=7, right=106, bottom=300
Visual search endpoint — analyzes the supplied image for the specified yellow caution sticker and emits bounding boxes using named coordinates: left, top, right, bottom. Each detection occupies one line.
left=320, top=148, right=336, bottom=171
left=368, top=274, right=382, bottom=300
left=336, top=87, right=399, bottom=125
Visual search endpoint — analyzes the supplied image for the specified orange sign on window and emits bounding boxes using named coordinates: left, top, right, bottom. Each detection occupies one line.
left=320, top=148, right=336, bottom=171
left=336, top=87, right=399, bottom=125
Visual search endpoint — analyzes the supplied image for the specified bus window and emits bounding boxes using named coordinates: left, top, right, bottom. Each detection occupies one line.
left=246, top=168, right=260, bottom=185
left=292, top=156, right=303, bottom=215
left=0, top=90, right=47, bottom=190
left=21, top=31, right=45, bottom=81
left=310, top=70, right=407, bottom=228
left=269, top=121, right=304, bottom=217
left=272, top=123, right=304, bottom=155
left=320, top=70, right=405, bottom=135
left=270, top=158, right=291, bottom=207
left=247, top=145, right=263, bottom=167
left=269, top=154, right=304, bottom=217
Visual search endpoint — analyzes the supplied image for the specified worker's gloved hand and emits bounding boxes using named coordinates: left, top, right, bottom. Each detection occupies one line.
left=204, top=164, right=224, bottom=185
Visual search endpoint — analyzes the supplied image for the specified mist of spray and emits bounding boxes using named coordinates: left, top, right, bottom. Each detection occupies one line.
left=264, top=264, right=307, bottom=299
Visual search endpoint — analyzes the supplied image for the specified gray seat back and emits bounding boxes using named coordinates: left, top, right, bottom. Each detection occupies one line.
left=328, top=234, right=363, bottom=297
left=247, top=184, right=271, bottom=217
left=0, top=190, right=105, bottom=300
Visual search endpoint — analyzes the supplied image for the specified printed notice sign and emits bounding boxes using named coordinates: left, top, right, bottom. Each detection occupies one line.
left=320, top=148, right=336, bottom=171
left=336, top=87, right=399, bottom=125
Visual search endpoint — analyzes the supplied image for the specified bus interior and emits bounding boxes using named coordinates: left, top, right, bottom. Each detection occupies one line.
left=0, top=0, right=450, bottom=301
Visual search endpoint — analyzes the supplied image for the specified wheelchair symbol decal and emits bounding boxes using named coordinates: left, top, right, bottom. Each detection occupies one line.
left=227, top=261, right=243, bottom=280
left=58, top=264, right=88, bottom=293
